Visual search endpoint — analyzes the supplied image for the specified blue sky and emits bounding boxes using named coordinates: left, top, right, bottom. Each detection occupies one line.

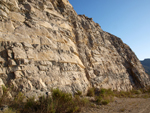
left=68, top=0, right=150, bottom=60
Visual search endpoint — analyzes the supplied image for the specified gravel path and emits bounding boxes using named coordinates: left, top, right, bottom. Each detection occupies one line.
left=82, top=98, right=150, bottom=113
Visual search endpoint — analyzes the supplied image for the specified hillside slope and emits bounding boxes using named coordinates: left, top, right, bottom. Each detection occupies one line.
left=0, top=0, right=149, bottom=98
left=141, top=59, right=150, bottom=76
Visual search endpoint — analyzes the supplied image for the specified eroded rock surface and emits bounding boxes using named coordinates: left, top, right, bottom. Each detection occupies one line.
left=0, top=0, right=149, bottom=97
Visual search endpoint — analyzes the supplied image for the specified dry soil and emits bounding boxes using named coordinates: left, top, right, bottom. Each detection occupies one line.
left=82, top=97, right=150, bottom=113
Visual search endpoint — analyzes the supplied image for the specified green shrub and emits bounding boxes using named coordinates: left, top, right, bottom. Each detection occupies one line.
left=0, top=86, right=93, bottom=113
left=3, top=108, right=16, bottom=113
left=142, top=94, right=149, bottom=99
left=133, top=90, right=142, bottom=94
left=0, top=85, right=10, bottom=106
left=25, top=96, right=36, bottom=109
left=95, top=96, right=102, bottom=104
left=115, top=91, right=132, bottom=98
left=52, top=88, right=72, bottom=103
left=95, top=96, right=110, bottom=105
left=100, top=88, right=106, bottom=95
left=95, top=88, right=114, bottom=105
left=101, top=100, right=109, bottom=105
left=75, top=90, right=82, bottom=96
left=81, top=97, right=90, bottom=106
left=87, top=88, right=95, bottom=97
left=145, top=86, right=150, bottom=93
left=2, top=85, right=8, bottom=93
left=14, top=92, right=25, bottom=103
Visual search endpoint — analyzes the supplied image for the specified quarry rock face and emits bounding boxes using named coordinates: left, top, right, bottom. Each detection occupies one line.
left=0, top=0, right=149, bottom=97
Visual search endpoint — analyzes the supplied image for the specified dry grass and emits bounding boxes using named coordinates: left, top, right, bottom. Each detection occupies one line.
left=0, top=87, right=90, bottom=113
left=95, top=88, right=114, bottom=105
left=87, top=88, right=95, bottom=97
left=87, top=87, right=150, bottom=105
left=0, top=86, right=150, bottom=113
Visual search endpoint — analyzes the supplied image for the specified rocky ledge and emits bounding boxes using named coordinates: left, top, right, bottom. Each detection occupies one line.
left=0, top=0, right=149, bottom=98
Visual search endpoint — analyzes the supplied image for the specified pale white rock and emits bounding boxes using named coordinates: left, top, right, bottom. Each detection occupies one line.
left=1, top=0, right=6, bottom=2
left=9, top=66, right=22, bottom=72
left=0, top=78, right=4, bottom=86
left=0, top=57, right=5, bottom=63
left=12, top=47, right=27, bottom=59
left=59, top=22, right=72, bottom=31
left=9, top=12, right=25, bottom=22
left=38, top=21, right=53, bottom=29
left=8, top=59, right=17, bottom=66
left=0, top=78, right=5, bottom=97
left=44, top=1, right=54, bottom=10
left=0, top=68, right=5, bottom=74
left=22, top=42, right=33, bottom=49
left=0, top=4, right=9, bottom=14
left=62, top=0, right=73, bottom=7
left=14, top=71, right=23, bottom=78
left=9, top=0, right=19, bottom=9
left=0, top=10, right=7, bottom=17
left=44, top=9, right=65, bottom=19
left=5, top=20, right=15, bottom=32
left=14, top=25, right=27, bottom=35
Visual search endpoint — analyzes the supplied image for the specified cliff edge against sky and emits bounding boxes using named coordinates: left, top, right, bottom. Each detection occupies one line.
left=0, top=0, right=149, bottom=98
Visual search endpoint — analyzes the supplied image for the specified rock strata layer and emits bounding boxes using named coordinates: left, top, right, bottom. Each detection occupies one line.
left=0, top=0, right=149, bottom=97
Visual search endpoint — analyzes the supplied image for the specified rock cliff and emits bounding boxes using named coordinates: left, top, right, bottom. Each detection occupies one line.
left=0, top=0, right=149, bottom=97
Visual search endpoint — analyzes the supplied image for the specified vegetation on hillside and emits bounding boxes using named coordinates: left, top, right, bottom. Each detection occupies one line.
left=0, top=86, right=150, bottom=113
left=143, top=65, right=150, bottom=75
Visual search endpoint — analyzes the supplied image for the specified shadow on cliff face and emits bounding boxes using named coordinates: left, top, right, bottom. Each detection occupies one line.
left=108, top=34, right=150, bottom=88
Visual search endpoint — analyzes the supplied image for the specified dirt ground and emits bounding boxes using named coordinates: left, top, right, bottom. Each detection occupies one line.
left=82, top=97, right=150, bottom=113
